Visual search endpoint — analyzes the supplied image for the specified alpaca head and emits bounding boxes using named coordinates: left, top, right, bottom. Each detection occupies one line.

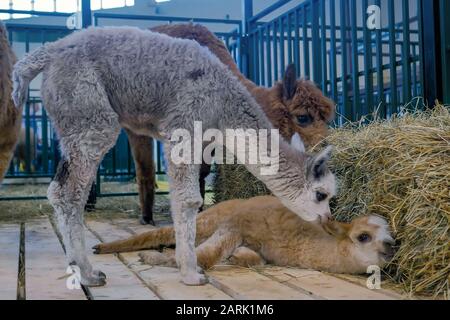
left=325, top=215, right=395, bottom=271
left=281, top=134, right=336, bottom=224
left=271, top=64, right=335, bottom=145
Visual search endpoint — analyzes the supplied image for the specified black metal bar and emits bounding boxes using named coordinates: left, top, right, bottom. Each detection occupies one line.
left=329, top=0, right=338, bottom=105
left=311, top=0, right=321, bottom=84
left=402, top=0, right=412, bottom=104
left=302, top=6, right=310, bottom=77
left=440, top=0, right=450, bottom=104
left=94, top=12, right=241, bottom=25
left=375, top=0, right=385, bottom=116
left=362, top=0, right=373, bottom=116
left=81, top=0, right=92, bottom=28
left=388, top=0, right=398, bottom=114
left=350, top=0, right=360, bottom=120
left=259, top=28, right=265, bottom=86
left=420, top=0, right=443, bottom=105
left=294, top=9, right=300, bottom=77
left=279, top=16, right=285, bottom=76
left=0, top=9, right=72, bottom=17
left=273, top=21, right=279, bottom=80
left=340, top=0, right=350, bottom=121
left=266, top=24, right=272, bottom=87
left=320, top=0, right=327, bottom=93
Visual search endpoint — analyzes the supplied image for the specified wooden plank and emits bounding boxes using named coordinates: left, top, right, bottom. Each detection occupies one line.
left=87, top=220, right=231, bottom=300
left=260, top=267, right=398, bottom=300
left=330, top=273, right=404, bottom=299
left=109, top=218, right=157, bottom=235
left=0, top=224, right=20, bottom=300
left=87, top=220, right=138, bottom=243
left=83, top=229, right=159, bottom=300
left=25, top=219, right=86, bottom=300
left=122, top=252, right=231, bottom=300
left=207, top=266, right=314, bottom=300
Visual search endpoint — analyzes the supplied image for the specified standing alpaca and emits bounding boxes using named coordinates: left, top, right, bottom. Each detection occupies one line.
left=93, top=196, right=395, bottom=274
left=12, top=27, right=336, bottom=286
left=0, top=20, right=21, bottom=182
left=124, top=23, right=336, bottom=225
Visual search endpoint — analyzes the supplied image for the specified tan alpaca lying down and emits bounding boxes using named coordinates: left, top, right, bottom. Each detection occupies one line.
left=93, top=196, right=395, bottom=274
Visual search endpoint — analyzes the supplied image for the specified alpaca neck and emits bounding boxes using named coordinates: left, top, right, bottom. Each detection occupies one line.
left=216, top=45, right=273, bottom=112
left=303, top=235, right=350, bottom=273
left=319, top=239, right=360, bottom=274
left=219, top=87, right=307, bottom=201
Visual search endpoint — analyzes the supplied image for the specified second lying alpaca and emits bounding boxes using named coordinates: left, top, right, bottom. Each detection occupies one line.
left=94, top=196, right=395, bottom=274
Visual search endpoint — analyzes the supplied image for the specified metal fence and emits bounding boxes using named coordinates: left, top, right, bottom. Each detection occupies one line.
left=0, top=0, right=448, bottom=201
left=244, top=0, right=425, bottom=124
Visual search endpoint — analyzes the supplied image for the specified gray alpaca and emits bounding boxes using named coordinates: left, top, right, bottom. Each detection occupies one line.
left=12, top=27, right=336, bottom=286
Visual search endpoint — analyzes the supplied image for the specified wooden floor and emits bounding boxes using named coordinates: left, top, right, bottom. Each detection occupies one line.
left=0, top=217, right=405, bottom=300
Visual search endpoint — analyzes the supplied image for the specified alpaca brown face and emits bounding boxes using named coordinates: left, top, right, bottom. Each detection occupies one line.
left=273, top=65, right=335, bottom=146
left=347, top=215, right=395, bottom=270
left=324, top=215, right=395, bottom=272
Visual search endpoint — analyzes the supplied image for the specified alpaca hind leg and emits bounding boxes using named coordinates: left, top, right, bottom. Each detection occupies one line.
left=165, top=148, right=206, bottom=285
left=229, top=246, right=265, bottom=267
left=195, top=228, right=242, bottom=270
left=48, top=126, right=120, bottom=286
left=45, top=80, right=121, bottom=286
left=198, top=162, right=211, bottom=211
left=125, top=129, right=156, bottom=225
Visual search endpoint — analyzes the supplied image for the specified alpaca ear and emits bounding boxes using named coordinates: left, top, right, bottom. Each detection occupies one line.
left=323, top=220, right=351, bottom=238
left=282, top=64, right=297, bottom=100
left=308, top=146, right=333, bottom=179
left=290, top=133, right=305, bottom=153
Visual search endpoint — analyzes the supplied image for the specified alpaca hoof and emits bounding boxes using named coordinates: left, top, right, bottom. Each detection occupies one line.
left=95, top=270, right=107, bottom=280
left=197, top=266, right=205, bottom=274
left=92, top=244, right=108, bottom=254
left=85, top=204, right=96, bottom=212
left=140, top=216, right=155, bottom=226
left=82, top=270, right=107, bottom=287
left=182, top=272, right=208, bottom=286
left=92, top=244, right=101, bottom=254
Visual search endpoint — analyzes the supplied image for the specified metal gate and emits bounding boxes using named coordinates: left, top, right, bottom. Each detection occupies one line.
left=242, top=0, right=428, bottom=123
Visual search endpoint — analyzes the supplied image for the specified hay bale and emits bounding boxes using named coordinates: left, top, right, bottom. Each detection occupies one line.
left=212, top=162, right=269, bottom=203
left=325, top=104, right=450, bottom=298
left=213, top=105, right=449, bottom=297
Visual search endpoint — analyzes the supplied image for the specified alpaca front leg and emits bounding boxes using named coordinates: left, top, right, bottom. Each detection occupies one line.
left=166, top=158, right=206, bottom=285
left=171, top=191, right=207, bottom=285
left=195, top=228, right=242, bottom=270
left=229, top=246, right=265, bottom=267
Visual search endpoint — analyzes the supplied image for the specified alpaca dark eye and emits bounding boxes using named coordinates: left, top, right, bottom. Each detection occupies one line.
left=297, top=115, right=312, bottom=127
left=316, top=191, right=328, bottom=202
left=357, top=233, right=372, bottom=243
